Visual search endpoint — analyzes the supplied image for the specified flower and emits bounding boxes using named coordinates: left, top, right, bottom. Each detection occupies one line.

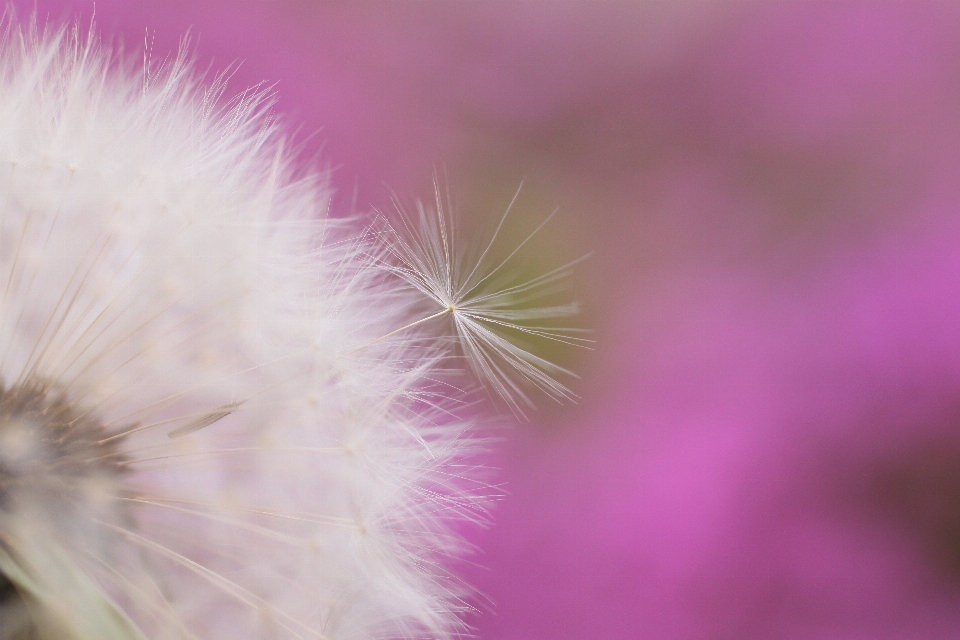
left=0, top=18, right=576, bottom=640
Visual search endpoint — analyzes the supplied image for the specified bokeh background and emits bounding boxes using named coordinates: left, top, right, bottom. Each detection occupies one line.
left=18, top=1, right=960, bottom=638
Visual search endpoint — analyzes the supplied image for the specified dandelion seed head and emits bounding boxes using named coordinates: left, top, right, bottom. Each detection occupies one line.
left=0, top=13, right=582, bottom=640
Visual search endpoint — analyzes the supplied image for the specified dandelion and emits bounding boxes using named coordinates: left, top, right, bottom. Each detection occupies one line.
left=0, top=16, right=581, bottom=640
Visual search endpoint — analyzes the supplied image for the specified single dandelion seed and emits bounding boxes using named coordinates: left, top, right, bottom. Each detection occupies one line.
left=377, top=181, right=592, bottom=418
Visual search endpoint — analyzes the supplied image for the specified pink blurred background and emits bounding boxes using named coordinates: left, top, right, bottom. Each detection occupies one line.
left=19, top=1, right=960, bottom=638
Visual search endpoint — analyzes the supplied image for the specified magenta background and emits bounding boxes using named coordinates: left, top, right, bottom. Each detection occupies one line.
left=18, top=1, right=960, bottom=638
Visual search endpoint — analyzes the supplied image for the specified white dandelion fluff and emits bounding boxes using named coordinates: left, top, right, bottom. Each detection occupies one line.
left=0, top=16, right=581, bottom=640
left=380, top=184, right=591, bottom=418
